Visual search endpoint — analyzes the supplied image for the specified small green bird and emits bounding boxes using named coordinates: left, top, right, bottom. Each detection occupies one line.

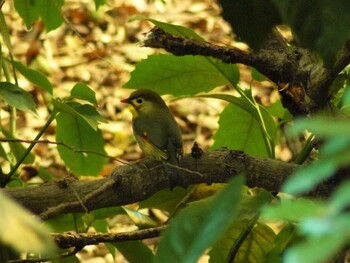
left=121, top=89, right=183, bottom=165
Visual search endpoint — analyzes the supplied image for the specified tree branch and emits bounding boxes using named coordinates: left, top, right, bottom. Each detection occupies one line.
left=4, top=149, right=298, bottom=219
left=143, top=27, right=350, bottom=116
left=52, top=225, right=166, bottom=249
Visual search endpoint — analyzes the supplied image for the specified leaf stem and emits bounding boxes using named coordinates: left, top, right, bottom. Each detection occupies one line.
left=3, top=113, right=57, bottom=185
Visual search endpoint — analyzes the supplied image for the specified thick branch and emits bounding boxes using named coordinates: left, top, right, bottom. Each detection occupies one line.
left=4, top=149, right=298, bottom=219
left=143, top=27, right=350, bottom=116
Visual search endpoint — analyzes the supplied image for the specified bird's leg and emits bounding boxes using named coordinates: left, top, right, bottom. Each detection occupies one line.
left=162, top=161, right=186, bottom=190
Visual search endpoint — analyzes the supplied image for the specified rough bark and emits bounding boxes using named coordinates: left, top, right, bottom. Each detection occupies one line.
left=143, top=27, right=350, bottom=116
left=4, top=149, right=298, bottom=220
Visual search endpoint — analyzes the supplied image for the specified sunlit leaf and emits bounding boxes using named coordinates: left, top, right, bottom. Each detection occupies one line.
left=0, top=191, right=55, bottom=256
left=13, top=0, right=39, bottom=29
left=123, top=207, right=158, bottom=228
left=56, top=111, right=106, bottom=176
left=113, top=241, right=154, bottom=263
left=212, top=104, right=273, bottom=158
left=70, top=83, right=98, bottom=106
left=32, top=0, right=64, bottom=31
left=124, top=55, right=239, bottom=96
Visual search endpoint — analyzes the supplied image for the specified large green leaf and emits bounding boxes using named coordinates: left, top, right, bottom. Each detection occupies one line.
left=0, top=191, right=55, bottom=256
left=56, top=111, right=106, bottom=176
left=284, top=233, right=345, bottom=263
left=32, top=0, right=64, bottom=31
left=209, top=222, right=276, bottom=263
left=45, top=213, right=84, bottom=233
left=154, top=176, right=243, bottom=263
left=284, top=214, right=350, bottom=263
left=212, top=104, right=272, bottom=158
left=124, top=55, right=239, bottom=96
left=273, top=1, right=350, bottom=66
left=0, top=82, right=36, bottom=114
left=13, top=0, right=39, bottom=29
left=199, top=93, right=276, bottom=135
left=14, top=0, right=64, bottom=31
left=209, top=190, right=274, bottom=263
left=219, top=0, right=281, bottom=50
left=113, top=241, right=154, bottom=263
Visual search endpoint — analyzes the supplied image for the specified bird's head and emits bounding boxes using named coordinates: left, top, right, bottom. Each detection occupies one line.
left=121, top=89, right=167, bottom=118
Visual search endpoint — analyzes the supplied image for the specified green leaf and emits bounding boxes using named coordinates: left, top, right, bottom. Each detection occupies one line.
left=251, top=67, right=266, bottom=82
left=70, top=83, right=98, bottom=106
left=0, top=191, right=56, bottom=256
left=113, top=241, right=154, bottom=263
left=122, top=207, right=158, bottom=228
left=91, top=206, right=124, bottom=220
left=210, top=191, right=275, bottom=263
left=288, top=117, right=350, bottom=138
left=219, top=0, right=281, bottom=50
left=32, top=0, right=65, bottom=32
left=282, top=160, right=336, bottom=195
left=53, top=99, right=105, bottom=131
left=266, top=99, right=293, bottom=121
left=154, top=176, right=243, bottom=263
left=13, top=0, right=39, bottom=29
left=45, top=213, right=84, bottom=233
left=56, top=111, right=107, bottom=176
left=12, top=61, right=53, bottom=94
left=263, top=198, right=326, bottom=222
left=124, top=55, right=239, bottom=96
left=212, top=104, right=272, bottom=158
left=329, top=181, right=350, bottom=214
left=139, top=187, right=192, bottom=213
left=0, top=143, right=8, bottom=161
left=284, top=233, right=345, bottom=263
left=209, top=222, right=276, bottom=263
left=130, top=16, right=204, bottom=41
left=273, top=1, right=350, bottom=66
left=198, top=93, right=273, bottom=125
left=94, top=0, right=106, bottom=9
left=0, top=8, right=13, bottom=53
left=0, top=82, right=36, bottom=114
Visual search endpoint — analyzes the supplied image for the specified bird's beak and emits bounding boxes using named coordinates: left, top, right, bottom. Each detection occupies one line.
left=120, top=98, right=130, bottom=104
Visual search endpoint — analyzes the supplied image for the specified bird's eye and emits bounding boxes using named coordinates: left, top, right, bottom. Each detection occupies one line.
left=136, top=98, right=143, bottom=104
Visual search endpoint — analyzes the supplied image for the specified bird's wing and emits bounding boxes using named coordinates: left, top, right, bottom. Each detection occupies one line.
left=136, top=133, right=168, bottom=160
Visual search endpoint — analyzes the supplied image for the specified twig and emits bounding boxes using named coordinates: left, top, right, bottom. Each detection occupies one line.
left=53, top=225, right=167, bottom=249
left=0, top=137, right=128, bottom=164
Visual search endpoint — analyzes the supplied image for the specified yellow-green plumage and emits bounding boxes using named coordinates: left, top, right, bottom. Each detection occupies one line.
left=121, top=89, right=183, bottom=164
